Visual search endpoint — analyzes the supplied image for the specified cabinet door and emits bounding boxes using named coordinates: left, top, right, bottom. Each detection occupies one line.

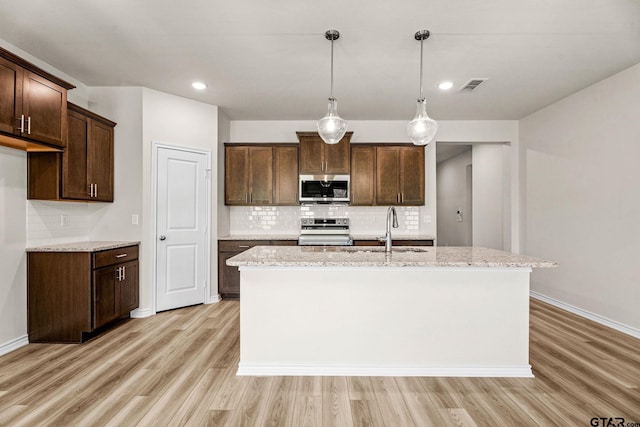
left=225, top=146, right=249, bottom=204
left=375, top=147, right=400, bottom=205
left=298, top=137, right=324, bottom=174
left=93, top=266, right=119, bottom=329
left=350, top=145, right=375, bottom=205
left=273, top=146, right=299, bottom=205
left=22, top=71, right=67, bottom=148
left=324, top=137, right=350, bottom=174
left=62, top=108, right=90, bottom=199
left=119, top=260, right=139, bottom=315
left=0, top=57, right=23, bottom=135
left=248, top=146, right=273, bottom=204
left=399, top=146, right=425, bottom=205
left=88, top=119, right=114, bottom=201
left=218, top=250, right=242, bottom=299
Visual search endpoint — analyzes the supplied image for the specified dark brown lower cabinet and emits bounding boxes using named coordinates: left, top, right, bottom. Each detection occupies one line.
left=218, top=239, right=297, bottom=299
left=27, top=244, right=139, bottom=343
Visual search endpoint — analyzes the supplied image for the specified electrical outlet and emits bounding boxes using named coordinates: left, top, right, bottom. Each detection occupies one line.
left=60, top=215, right=67, bottom=227
left=132, top=214, right=139, bottom=225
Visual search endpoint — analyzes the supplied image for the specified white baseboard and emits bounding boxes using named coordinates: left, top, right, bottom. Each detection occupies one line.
left=205, top=294, right=221, bottom=304
left=0, top=335, right=29, bottom=357
left=130, top=307, right=154, bottom=318
left=530, top=291, right=640, bottom=339
left=237, top=363, right=533, bottom=378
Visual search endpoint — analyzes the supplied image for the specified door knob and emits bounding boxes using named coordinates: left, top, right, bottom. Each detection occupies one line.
left=159, top=235, right=166, bottom=241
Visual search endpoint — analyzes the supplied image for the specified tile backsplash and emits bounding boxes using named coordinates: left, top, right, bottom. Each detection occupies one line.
left=27, top=201, right=90, bottom=246
left=229, top=205, right=421, bottom=235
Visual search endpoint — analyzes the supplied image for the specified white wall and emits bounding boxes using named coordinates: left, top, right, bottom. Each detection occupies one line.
left=472, top=144, right=509, bottom=250
left=437, top=149, right=472, bottom=246
left=142, top=88, right=219, bottom=309
left=88, top=87, right=144, bottom=242
left=217, top=110, right=231, bottom=238
left=521, top=63, right=640, bottom=332
left=0, top=147, right=27, bottom=353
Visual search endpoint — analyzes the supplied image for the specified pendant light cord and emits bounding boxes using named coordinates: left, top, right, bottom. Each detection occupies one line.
left=330, top=38, right=335, bottom=99
left=419, top=37, right=424, bottom=100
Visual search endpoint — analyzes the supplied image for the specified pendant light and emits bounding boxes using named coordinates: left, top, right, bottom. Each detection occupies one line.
left=317, top=30, right=347, bottom=145
left=407, top=30, right=438, bottom=146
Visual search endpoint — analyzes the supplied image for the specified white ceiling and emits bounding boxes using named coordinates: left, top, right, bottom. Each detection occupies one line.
left=1, top=0, right=639, bottom=121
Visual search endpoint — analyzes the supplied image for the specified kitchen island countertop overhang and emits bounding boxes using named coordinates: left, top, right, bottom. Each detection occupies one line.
left=227, top=246, right=556, bottom=377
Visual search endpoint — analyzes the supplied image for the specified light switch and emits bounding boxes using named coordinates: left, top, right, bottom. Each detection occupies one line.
left=132, top=214, right=139, bottom=225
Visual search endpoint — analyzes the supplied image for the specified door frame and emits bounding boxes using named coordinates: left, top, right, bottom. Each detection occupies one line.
left=151, top=141, right=211, bottom=314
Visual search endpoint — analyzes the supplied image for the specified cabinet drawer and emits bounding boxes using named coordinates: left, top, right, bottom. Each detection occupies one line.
left=218, top=240, right=267, bottom=252
left=94, top=245, right=139, bottom=269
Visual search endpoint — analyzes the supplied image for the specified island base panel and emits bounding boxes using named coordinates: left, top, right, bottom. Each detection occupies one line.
left=238, top=267, right=532, bottom=377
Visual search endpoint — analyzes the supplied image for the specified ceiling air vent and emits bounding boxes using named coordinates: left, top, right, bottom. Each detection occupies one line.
left=459, top=78, right=488, bottom=93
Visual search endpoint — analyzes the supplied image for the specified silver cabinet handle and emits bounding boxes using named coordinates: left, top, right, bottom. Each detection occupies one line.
left=159, top=235, right=166, bottom=241
left=116, top=266, right=121, bottom=281
left=238, top=245, right=250, bottom=248
left=245, top=193, right=249, bottom=203
left=249, top=193, right=252, bottom=203
left=18, top=115, right=25, bottom=132
left=94, top=183, right=98, bottom=197
left=26, top=116, right=31, bottom=134
left=122, top=266, right=126, bottom=281
left=115, top=254, right=128, bottom=258
left=89, top=184, right=93, bottom=197
left=397, top=193, right=400, bottom=203
left=401, top=193, right=404, bottom=203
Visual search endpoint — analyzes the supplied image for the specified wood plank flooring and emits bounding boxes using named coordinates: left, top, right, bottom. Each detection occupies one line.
left=1, top=299, right=638, bottom=426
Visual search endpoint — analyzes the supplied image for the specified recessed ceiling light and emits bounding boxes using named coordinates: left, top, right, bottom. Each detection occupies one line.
left=192, top=81, right=207, bottom=90
left=438, top=81, right=454, bottom=90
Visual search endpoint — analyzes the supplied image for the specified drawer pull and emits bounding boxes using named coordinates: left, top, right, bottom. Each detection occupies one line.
left=115, top=254, right=128, bottom=258
left=238, top=245, right=250, bottom=248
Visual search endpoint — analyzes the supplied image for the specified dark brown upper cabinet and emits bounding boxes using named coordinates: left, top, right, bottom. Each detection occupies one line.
left=273, top=145, right=299, bottom=205
left=225, top=145, right=273, bottom=205
left=297, top=131, right=352, bottom=175
left=28, top=103, right=116, bottom=202
left=350, top=145, right=376, bottom=206
left=0, top=47, right=75, bottom=151
left=225, top=144, right=299, bottom=206
left=376, top=145, right=425, bottom=206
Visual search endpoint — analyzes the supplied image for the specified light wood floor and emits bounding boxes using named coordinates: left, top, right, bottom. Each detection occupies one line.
left=1, top=299, right=639, bottom=426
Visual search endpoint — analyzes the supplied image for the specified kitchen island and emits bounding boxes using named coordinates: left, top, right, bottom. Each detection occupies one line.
left=227, top=246, right=556, bottom=377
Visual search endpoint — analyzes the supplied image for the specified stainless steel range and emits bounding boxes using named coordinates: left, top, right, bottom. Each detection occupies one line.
left=297, top=217, right=353, bottom=246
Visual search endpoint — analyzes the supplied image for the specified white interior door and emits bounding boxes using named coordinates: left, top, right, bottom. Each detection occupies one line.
left=156, top=146, right=209, bottom=312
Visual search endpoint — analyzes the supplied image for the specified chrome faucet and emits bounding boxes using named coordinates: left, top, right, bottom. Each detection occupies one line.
left=380, top=206, right=399, bottom=252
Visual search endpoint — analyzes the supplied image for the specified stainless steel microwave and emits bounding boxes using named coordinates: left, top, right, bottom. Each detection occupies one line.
left=299, top=174, right=350, bottom=203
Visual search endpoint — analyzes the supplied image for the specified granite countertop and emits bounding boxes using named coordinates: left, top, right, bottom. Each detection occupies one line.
left=26, top=241, right=140, bottom=253
left=218, top=234, right=299, bottom=241
left=227, top=245, right=557, bottom=268
left=351, top=234, right=435, bottom=241
left=218, top=234, right=434, bottom=241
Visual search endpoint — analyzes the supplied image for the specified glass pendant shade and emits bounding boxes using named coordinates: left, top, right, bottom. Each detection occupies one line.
left=407, top=98, right=438, bottom=146
left=317, top=97, right=347, bottom=145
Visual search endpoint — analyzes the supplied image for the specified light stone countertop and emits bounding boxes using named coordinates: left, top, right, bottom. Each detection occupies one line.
left=218, top=235, right=299, bottom=241
left=26, top=241, right=140, bottom=252
left=218, top=234, right=434, bottom=241
left=226, top=245, right=557, bottom=268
